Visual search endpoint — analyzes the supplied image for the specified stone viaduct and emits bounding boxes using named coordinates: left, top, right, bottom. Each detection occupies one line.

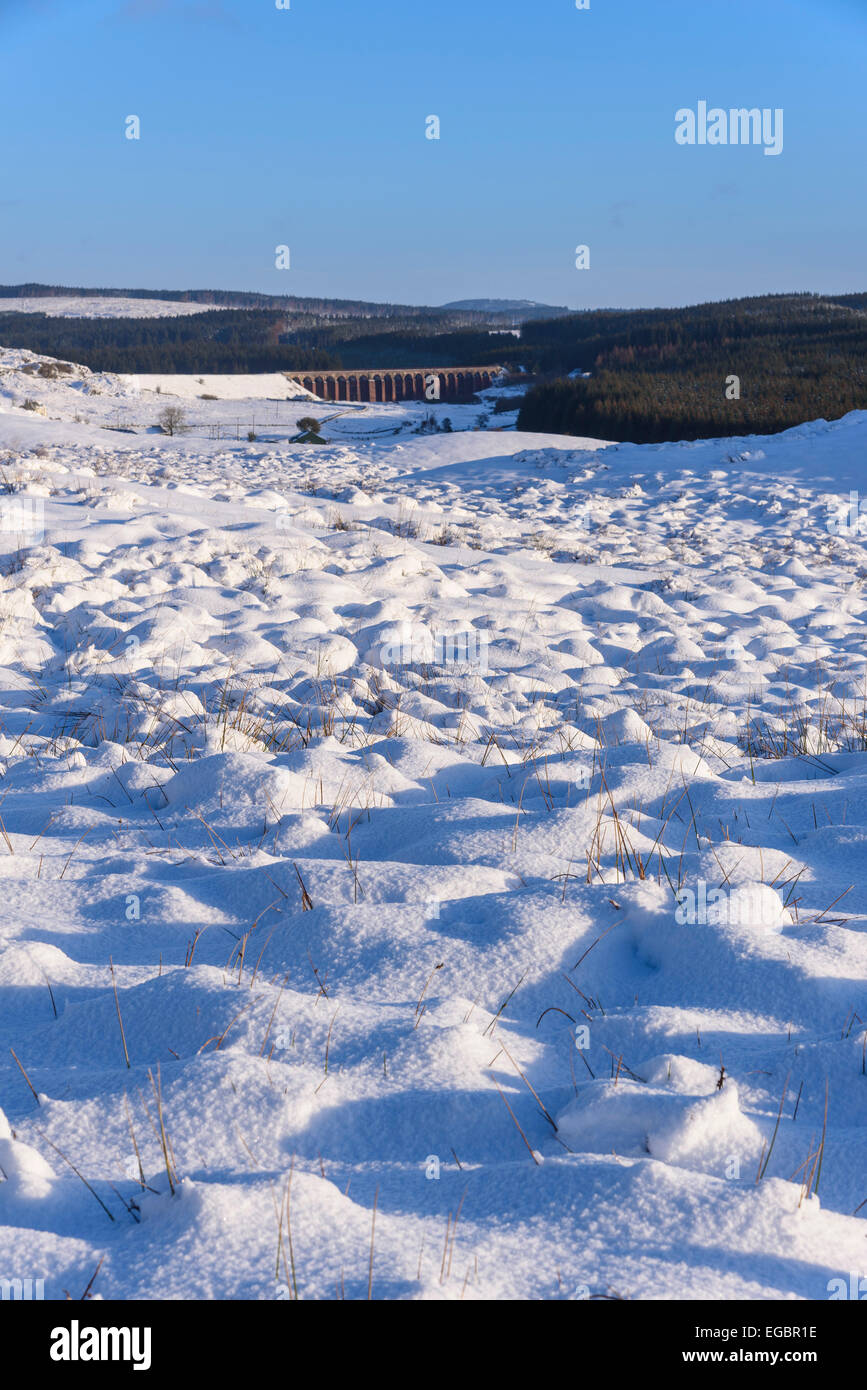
left=283, top=366, right=504, bottom=404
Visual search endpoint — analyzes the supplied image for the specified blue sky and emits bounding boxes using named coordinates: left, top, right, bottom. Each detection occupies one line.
left=1, top=0, right=864, bottom=308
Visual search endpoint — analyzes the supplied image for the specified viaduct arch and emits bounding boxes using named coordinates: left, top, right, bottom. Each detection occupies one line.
left=283, top=366, right=504, bottom=404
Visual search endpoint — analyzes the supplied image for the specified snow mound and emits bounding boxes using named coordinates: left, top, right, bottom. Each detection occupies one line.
left=558, top=1076, right=763, bottom=1174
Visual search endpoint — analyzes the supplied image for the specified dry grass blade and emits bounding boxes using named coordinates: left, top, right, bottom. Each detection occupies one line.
left=10, top=1047, right=40, bottom=1105
left=489, top=1073, right=540, bottom=1164
left=34, top=1127, right=115, bottom=1221
left=109, top=957, right=131, bottom=1069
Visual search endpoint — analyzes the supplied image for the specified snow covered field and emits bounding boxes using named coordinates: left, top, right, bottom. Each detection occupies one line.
left=0, top=349, right=514, bottom=443
left=0, top=298, right=225, bottom=319
left=1, top=350, right=866, bottom=1301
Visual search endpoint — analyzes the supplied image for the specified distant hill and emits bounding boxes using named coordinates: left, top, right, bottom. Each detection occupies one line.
left=0, top=283, right=432, bottom=316
left=0, top=284, right=562, bottom=325
left=441, top=299, right=570, bottom=318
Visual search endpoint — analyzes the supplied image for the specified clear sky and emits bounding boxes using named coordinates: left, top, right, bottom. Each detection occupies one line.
left=1, top=0, right=864, bottom=308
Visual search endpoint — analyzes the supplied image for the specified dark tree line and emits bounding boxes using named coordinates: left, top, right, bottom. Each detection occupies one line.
left=0, top=310, right=339, bottom=375
left=284, top=324, right=513, bottom=366
left=515, top=294, right=867, bottom=442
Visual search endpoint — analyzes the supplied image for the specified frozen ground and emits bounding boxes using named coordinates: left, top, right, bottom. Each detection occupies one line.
left=0, top=350, right=866, bottom=1301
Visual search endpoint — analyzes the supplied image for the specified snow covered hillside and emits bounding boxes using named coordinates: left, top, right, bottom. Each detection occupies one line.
left=0, top=298, right=225, bottom=319
left=1, top=352, right=866, bottom=1301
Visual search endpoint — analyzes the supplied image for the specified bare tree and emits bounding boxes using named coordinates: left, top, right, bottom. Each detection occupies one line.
left=158, top=405, right=187, bottom=436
